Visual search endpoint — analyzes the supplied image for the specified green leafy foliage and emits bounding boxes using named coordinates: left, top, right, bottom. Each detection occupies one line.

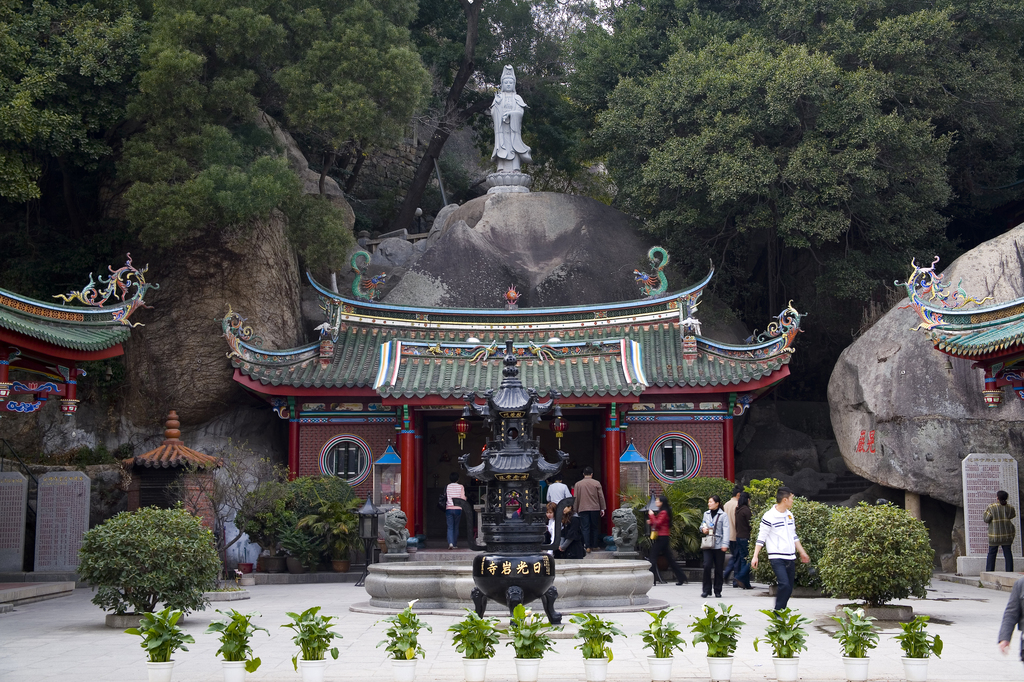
left=282, top=606, right=341, bottom=669
left=753, top=607, right=812, bottom=658
left=235, top=481, right=292, bottom=555
left=279, top=525, right=326, bottom=572
left=689, top=603, right=744, bottom=657
left=205, top=609, right=268, bottom=672
left=569, top=612, right=625, bottom=660
left=297, top=496, right=361, bottom=560
left=448, top=609, right=503, bottom=660
left=78, top=506, right=220, bottom=615
left=664, top=477, right=732, bottom=557
left=638, top=608, right=687, bottom=659
left=894, top=616, right=943, bottom=659
left=820, top=503, right=934, bottom=607
left=377, top=600, right=432, bottom=660
left=831, top=607, right=879, bottom=659
left=506, top=604, right=559, bottom=659
left=124, top=607, right=195, bottom=663
left=744, top=478, right=786, bottom=513
left=749, top=497, right=832, bottom=590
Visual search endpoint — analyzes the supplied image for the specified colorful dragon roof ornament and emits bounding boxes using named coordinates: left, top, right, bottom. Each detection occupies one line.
left=53, top=253, right=159, bottom=327
left=896, top=256, right=994, bottom=331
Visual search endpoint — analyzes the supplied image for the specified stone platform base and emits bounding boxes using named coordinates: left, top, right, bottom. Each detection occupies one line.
left=957, top=555, right=1024, bottom=575
left=836, top=603, right=914, bottom=622
left=486, top=172, right=531, bottom=194
left=0, top=581, right=74, bottom=607
left=204, top=589, right=251, bottom=602
left=981, top=571, right=1024, bottom=591
left=362, top=559, right=654, bottom=613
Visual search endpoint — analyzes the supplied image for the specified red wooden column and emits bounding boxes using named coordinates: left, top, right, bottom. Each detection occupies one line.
left=399, top=405, right=417, bottom=534
left=414, top=414, right=424, bottom=536
left=287, top=397, right=299, bottom=479
left=603, top=403, right=621, bottom=534
left=0, top=347, right=12, bottom=399
left=724, top=395, right=736, bottom=482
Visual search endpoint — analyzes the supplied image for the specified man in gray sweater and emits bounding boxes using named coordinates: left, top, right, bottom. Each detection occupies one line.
left=999, top=575, right=1024, bottom=661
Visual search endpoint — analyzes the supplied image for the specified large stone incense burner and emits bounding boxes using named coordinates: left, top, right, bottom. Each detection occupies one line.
left=459, top=340, right=570, bottom=623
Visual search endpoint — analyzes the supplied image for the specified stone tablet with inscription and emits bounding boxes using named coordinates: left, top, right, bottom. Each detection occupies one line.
left=0, top=472, right=28, bottom=572
left=962, top=453, right=1022, bottom=558
left=34, top=471, right=91, bottom=572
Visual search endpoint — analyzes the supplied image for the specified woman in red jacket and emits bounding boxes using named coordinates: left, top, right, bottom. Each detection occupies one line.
left=647, top=495, right=687, bottom=585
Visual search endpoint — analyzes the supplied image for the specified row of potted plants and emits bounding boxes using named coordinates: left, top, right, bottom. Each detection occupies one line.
left=127, top=601, right=942, bottom=682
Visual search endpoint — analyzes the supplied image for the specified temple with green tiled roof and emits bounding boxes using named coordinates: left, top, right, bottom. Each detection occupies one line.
left=0, top=256, right=156, bottom=416
left=902, top=256, right=1024, bottom=407
left=222, top=266, right=803, bottom=537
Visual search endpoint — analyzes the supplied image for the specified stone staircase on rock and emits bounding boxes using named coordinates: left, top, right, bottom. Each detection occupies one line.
left=807, top=472, right=875, bottom=504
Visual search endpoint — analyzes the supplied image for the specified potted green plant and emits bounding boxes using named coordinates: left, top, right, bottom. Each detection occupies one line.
left=297, top=497, right=361, bottom=572
left=377, top=600, right=433, bottom=682
left=830, top=607, right=879, bottom=681
left=124, top=607, right=195, bottom=682
left=205, top=609, right=269, bottom=682
left=281, top=606, right=342, bottom=682
left=279, top=525, right=326, bottom=574
left=236, top=481, right=291, bottom=572
left=894, top=615, right=943, bottom=681
left=689, top=603, right=744, bottom=682
left=752, top=607, right=811, bottom=682
left=507, top=603, right=559, bottom=682
left=638, top=608, right=687, bottom=682
left=448, top=609, right=503, bottom=682
left=569, top=612, right=624, bottom=682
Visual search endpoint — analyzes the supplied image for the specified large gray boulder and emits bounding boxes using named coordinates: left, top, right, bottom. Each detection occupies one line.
left=828, top=223, right=1024, bottom=506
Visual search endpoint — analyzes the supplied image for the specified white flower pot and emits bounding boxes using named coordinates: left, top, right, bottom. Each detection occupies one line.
left=901, top=656, right=929, bottom=682
left=772, top=657, right=800, bottom=682
left=222, top=661, right=247, bottom=682
left=392, top=658, right=417, bottom=682
left=462, top=658, right=488, bottom=682
left=583, top=657, right=609, bottom=682
left=514, top=658, right=541, bottom=682
left=842, top=656, right=869, bottom=682
left=647, top=655, right=673, bottom=681
left=706, top=655, right=733, bottom=681
left=147, top=661, right=175, bottom=682
left=297, top=659, right=328, bottom=682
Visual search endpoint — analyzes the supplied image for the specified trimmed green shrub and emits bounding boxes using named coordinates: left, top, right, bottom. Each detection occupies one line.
left=748, top=497, right=833, bottom=590
left=235, top=481, right=292, bottom=556
left=743, top=477, right=785, bottom=512
left=665, top=477, right=735, bottom=557
left=820, top=503, right=934, bottom=607
left=79, top=505, right=220, bottom=614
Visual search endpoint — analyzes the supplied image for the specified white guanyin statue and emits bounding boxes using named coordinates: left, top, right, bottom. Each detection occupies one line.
left=487, top=65, right=532, bottom=193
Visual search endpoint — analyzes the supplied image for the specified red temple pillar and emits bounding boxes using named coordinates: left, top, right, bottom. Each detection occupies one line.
left=287, top=397, right=299, bottom=479
left=414, top=415, right=424, bottom=537
left=603, top=403, right=621, bottom=534
left=724, top=395, right=736, bottom=482
left=399, top=405, right=417, bottom=534
left=0, top=347, right=10, bottom=399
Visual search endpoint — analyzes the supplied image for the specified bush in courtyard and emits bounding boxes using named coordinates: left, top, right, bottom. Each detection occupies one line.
left=286, top=476, right=356, bottom=520
left=744, top=477, right=786, bottom=512
left=236, top=480, right=292, bottom=556
left=78, top=505, right=220, bottom=614
left=665, top=477, right=735, bottom=557
left=819, top=502, right=933, bottom=607
left=748, top=496, right=833, bottom=591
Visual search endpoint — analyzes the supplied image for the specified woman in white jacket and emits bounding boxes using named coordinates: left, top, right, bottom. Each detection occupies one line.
left=700, top=495, right=730, bottom=598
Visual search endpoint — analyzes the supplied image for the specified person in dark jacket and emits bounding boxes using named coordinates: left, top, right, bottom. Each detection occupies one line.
left=646, top=495, right=687, bottom=585
left=999, top=575, right=1024, bottom=661
left=557, top=505, right=586, bottom=559
left=733, top=492, right=754, bottom=589
left=986, top=490, right=1017, bottom=572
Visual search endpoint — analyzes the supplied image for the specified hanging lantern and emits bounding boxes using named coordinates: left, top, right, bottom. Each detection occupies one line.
left=550, top=415, right=567, bottom=446
left=454, top=417, right=471, bottom=448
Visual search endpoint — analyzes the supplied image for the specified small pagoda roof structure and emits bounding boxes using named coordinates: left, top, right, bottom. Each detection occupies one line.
left=901, top=256, right=1024, bottom=407
left=129, top=411, right=222, bottom=469
left=223, top=266, right=804, bottom=401
left=0, top=255, right=157, bottom=416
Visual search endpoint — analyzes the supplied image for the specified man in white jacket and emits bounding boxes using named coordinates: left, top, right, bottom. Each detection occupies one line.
left=750, top=487, right=810, bottom=610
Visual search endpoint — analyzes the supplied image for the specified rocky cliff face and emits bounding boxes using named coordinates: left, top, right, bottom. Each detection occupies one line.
left=828, top=223, right=1024, bottom=506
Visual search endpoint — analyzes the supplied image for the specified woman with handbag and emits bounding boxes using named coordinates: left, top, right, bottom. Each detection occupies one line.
left=646, top=495, right=687, bottom=585
left=700, top=495, right=730, bottom=598
left=556, top=504, right=587, bottom=559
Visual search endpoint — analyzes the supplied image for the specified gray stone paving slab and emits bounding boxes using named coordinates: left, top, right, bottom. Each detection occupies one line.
left=0, top=576, right=1022, bottom=681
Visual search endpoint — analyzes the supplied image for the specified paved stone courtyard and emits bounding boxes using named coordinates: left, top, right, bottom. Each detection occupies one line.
left=0, top=576, right=1021, bottom=681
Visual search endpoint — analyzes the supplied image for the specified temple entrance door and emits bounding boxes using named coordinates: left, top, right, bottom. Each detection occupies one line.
left=420, top=413, right=601, bottom=548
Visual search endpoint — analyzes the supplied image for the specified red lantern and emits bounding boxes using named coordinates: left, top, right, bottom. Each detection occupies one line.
left=550, top=415, right=567, bottom=447
left=454, top=417, right=471, bottom=448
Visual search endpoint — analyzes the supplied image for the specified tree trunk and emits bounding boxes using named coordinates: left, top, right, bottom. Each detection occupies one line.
left=319, top=150, right=337, bottom=195
left=391, top=0, right=482, bottom=231
left=345, top=148, right=365, bottom=193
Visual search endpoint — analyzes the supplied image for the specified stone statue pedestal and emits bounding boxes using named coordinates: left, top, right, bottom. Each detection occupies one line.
left=382, top=552, right=410, bottom=563
left=486, top=171, right=531, bottom=194
left=613, top=551, right=639, bottom=560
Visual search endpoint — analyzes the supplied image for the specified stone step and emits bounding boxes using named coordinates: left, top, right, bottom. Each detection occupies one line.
left=0, top=581, right=75, bottom=607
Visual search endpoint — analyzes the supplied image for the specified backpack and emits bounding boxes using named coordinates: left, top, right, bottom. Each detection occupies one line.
left=438, top=491, right=447, bottom=510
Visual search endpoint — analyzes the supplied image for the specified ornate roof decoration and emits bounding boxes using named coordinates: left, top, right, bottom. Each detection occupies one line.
left=221, top=265, right=802, bottom=398
left=897, top=256, right=994, bottom=332
left=634, top=247, right=670, bottom=298
left=129, top=410, right=222, bottom=469
left=53, top=254, right=159, bottom=328
left=350, top=250, right=386, bottom=301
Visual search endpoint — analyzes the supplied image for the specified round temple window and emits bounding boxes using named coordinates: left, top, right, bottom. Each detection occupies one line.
left=653, top=437, right=700, bottom=481
left=323, top=439, right=369, bottom=483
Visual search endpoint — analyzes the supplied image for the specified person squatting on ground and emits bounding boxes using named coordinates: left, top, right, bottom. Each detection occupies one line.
left=646, top=494, right=687, bottom=585
left=556, top=504, right=586, bottom=559
left=722, top=485, right=742, bottom=584
left=445, top=472, right=466, bottom=550
left=573, top=467, right=605, bottom=551
left=986, top=490, right=1017, bottom=572
left=700, top=495, right=730, bottom=598
left=750, top=487, right=810, bottom=610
